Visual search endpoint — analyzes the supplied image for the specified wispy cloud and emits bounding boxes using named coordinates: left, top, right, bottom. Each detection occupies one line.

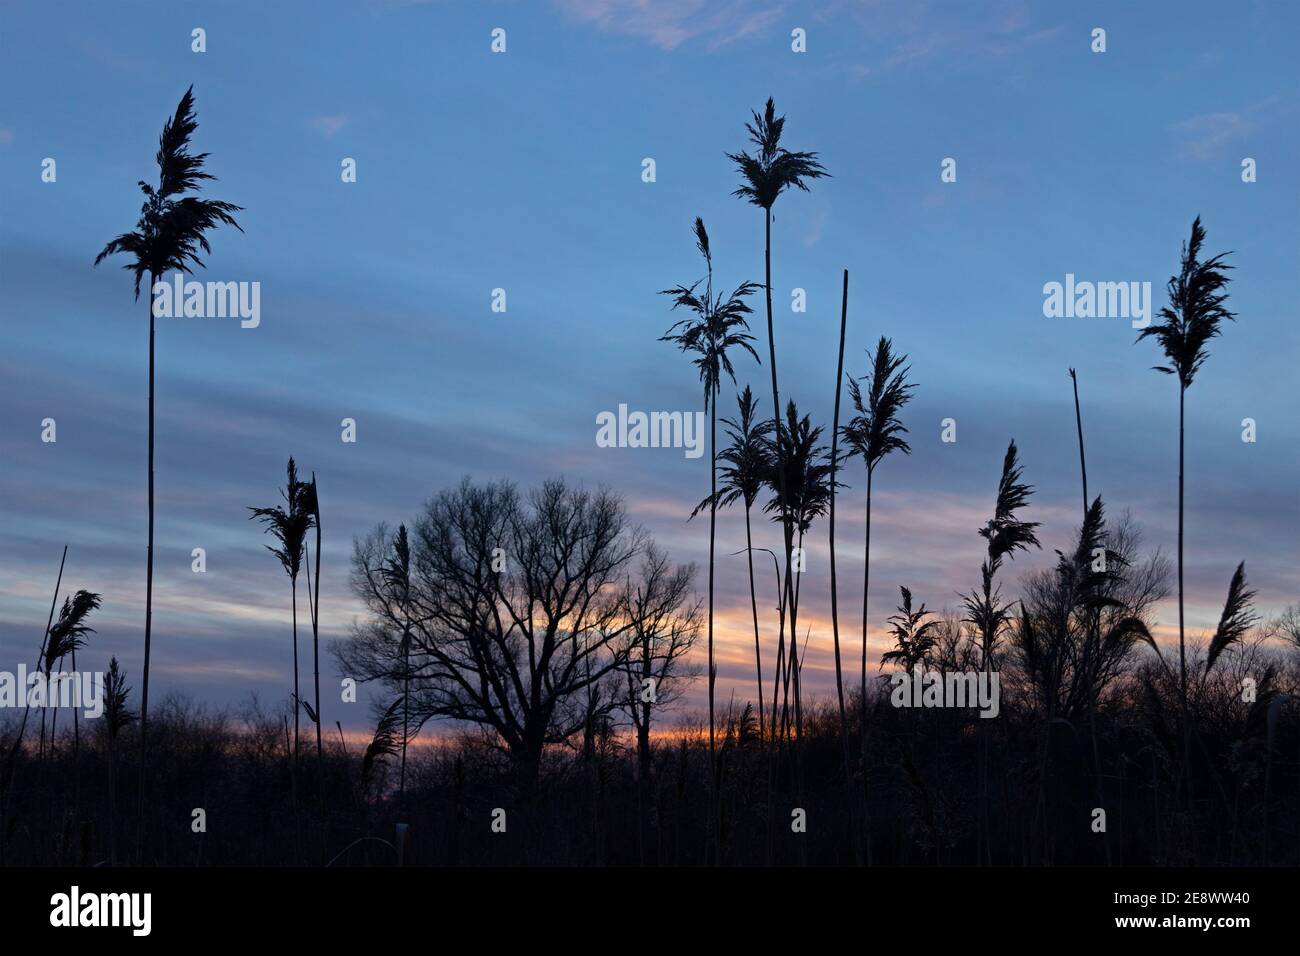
left=823, top=0, right=1063, bottom=76
left=556, top=0, right=1065, bottom=73
left=1173, top=93, right=1300, bottom=162
left=308, top=114, right=350, bottom=139
left=74, top=36, right=141, bottom=73
left=1173, top=111, right=1251, bottom=161
left=801, top=202, right=829, bottom=247
left=555, top=0, right=787, bottom=51
left=0, top=128, right=13, bottom=146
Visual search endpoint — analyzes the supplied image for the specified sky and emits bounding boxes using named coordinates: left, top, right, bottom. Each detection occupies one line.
left=1, top=0, right=1297, bottom=735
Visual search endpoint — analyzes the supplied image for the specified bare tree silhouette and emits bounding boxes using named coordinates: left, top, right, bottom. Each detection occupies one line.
left=612, top=544, right=702, bottom=863
left=345, top=478, right=647, bottom=793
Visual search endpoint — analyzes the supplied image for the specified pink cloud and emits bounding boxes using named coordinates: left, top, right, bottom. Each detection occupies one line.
left=308, top=114, right=351, bottom=139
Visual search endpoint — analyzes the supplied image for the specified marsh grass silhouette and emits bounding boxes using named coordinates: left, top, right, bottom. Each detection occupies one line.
left=5, top=81, right=1290, bottom=873
left=93, top=87, right=242, bottom=856
left=880, top=588, right=940, bottom=673
left=101, top=657, right=134, bottom=866
left=826, top=270, right=860, bottom=861
left=1136, top=216, right=1236, bottom=816
left=842, top=336, right=914, bottom=862
left=660, top=216, right=759, bottom=861
left=758, top=399, right=833, bottom=813
left=0, top=547, right=65, bottom=864
left=40, top=591, right=102, bottom=766
left=302, top=474, right=326, bottom=806
left=964, top=440, right=1040, bottom=862
left=1206, top=563, right=1258, bottom=673
left=729, top=101, right=827, bottom=859
left=249, top=456, right=314, bottom=860
left=700, top=386, right=772, bottom=744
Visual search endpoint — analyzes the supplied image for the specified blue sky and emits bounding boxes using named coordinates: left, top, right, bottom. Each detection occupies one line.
left=1, top=0, right=1297, bottom=732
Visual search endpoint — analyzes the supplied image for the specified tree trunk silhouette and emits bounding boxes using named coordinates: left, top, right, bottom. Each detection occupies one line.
left=638, top=620, right=654, bottom=864
left=399, top=615, right=410, bottom=811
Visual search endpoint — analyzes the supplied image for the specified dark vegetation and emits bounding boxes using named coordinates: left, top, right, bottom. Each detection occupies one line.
left=2, top=629, right=1299, bottom=866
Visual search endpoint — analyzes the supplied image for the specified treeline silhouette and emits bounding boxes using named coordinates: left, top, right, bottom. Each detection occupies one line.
left=1, top=624, right=1298, bottom=865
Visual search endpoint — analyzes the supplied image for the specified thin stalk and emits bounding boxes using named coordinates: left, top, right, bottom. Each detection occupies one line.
left=137, top=276, right=156, bottom=864
left=744, top=509, right=764, bottom=743
left=311, top=475, right=325, bottom=863
left=860, top=467, right=874, bottom=864
left=0, top=545, right=66, bottom=865
left=311, top=476, right=323, bottom=770
left=707, top=384, right=718, bottom=863
left=71, top=642, right=80, bottom=814
left=291, top=576, right=302, bottom=863
left=761, top=209, right=805, bottom=862
left=1069, top=368, right=1088, bottom=510
left=1178, top=384, right=1194, bottom=842
left=1071, top=369, right=1110, bottom=865
left=828, top=269, right=859, bottom=862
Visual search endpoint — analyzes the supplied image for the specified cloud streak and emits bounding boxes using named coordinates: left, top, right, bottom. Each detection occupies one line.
left=555, top=0, right=787, bottom=51
left=308, top=114, right=350, bottom=139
